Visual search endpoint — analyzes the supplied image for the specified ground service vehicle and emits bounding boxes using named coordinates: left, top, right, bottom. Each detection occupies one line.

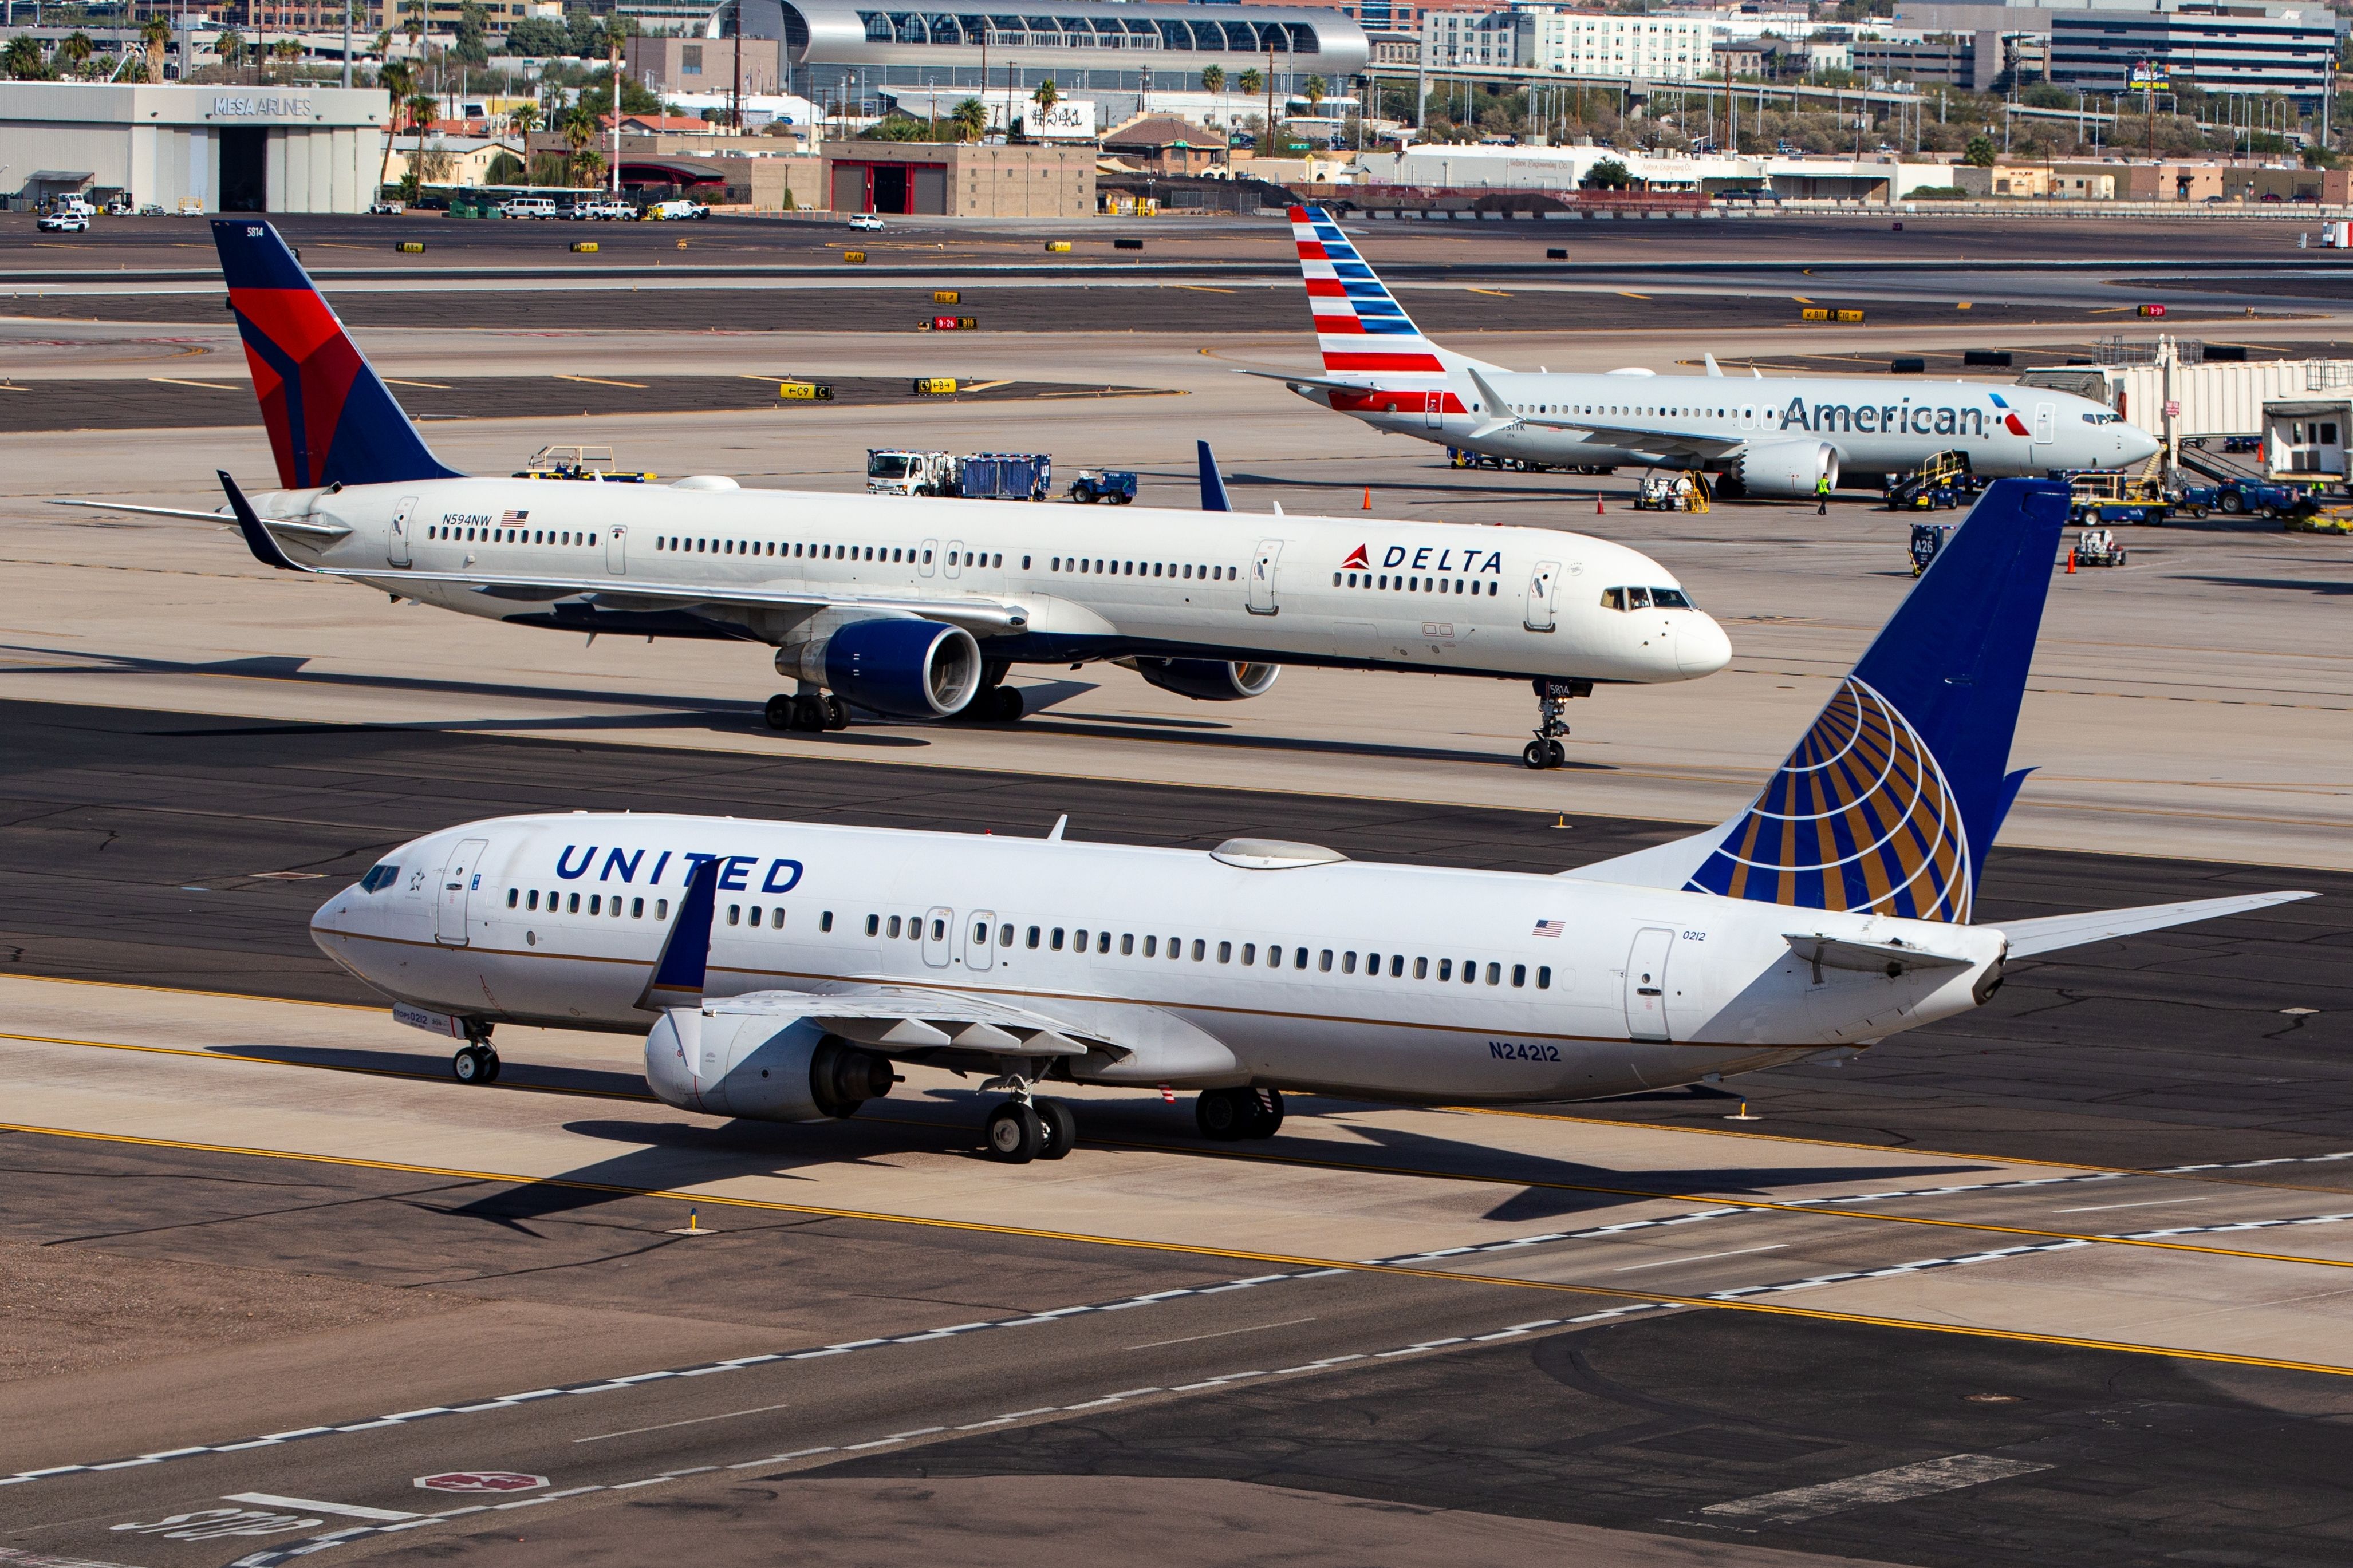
left=369, top=199, right=406, bottom=215
left=1886, top=449, right=1977, bottom=510
left=961, top=453, right=1052, bottom=502
left=2173, top=476, right=2302, bottom=519
left=500, top=196, right=559, bottom=219
left=645, top=199, right=710, bottom=220
left=2067, top=472, right=2169, bottom=527
left=866, top=449, right=960, bottom=496
left=1635, top=472, right=1709, bottom=511
left=1909, top=522, right=1953, bottom=576
left=1068, top=469, right=1137, bottom=504
left=2073, top=527, right=2127, bottom=566
left=514, top=444, right=655, bottom=483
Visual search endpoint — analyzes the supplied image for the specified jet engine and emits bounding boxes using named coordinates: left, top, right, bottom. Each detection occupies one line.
left=645, top=1010, right=896, bottom=1121
left=1129, top=658, right=1280, bottom=702
left=777, top=617, right=980, bottom=720
left=1731, top=439, right=1841, bottom=499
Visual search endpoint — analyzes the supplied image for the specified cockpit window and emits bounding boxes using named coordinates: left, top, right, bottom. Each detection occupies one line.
left=359, top=863, right=401, bottom=893
left=1651, top=587, right=1693, bottom=610
left=2082, top=411, right=2121, bottom=425
left=1625, top=586, right=1653, bottom=610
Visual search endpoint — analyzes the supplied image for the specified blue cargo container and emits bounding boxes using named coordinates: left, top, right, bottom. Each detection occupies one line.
left=960, top=452, right=1052, bottom=501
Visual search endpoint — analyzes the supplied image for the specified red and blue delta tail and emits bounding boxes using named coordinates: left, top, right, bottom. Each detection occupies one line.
left=1681, top=479, right=2070, bottom=923
left=212, top=219, right=460, bottom=491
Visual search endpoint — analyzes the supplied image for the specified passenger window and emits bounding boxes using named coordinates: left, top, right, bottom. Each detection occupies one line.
left=634, top=898, right=645, bottom=918
left=887, top=915, right=901, bottom=938
left=1241, top=943, right=1256, bottom=965
left=1342, top=951, right=1356, bottom=973
left=821, top=911, right=834, bottom=931
left=1027, top=926, right=1041, bottom=949
left=1121, top=933, right=1134, bottom=955
left=1218, top=941, right=1232, bottom=963
left=1438, top=959, right=1452, bottom=981
left=1413, top=957, right=1428, bottom=979
left=1319, top=950, right=1333, bottom=972
left=867, top=914, right=881, bottom=936
left=748, top=907, right=761, bottom=927
left=973, top=920, right=988, bottom=945
left=727, top=904, right=740, bottom=925
left=1142, top=935, right=1156, bottom=957
left=1168, top=937, right=1181, bottom=960
left=658, top=899, right=669, bottom=919
left=568, top=892, right=580, bottom=912
left=1075, top=928, right=1089, bottom=950
left=589, top=895, right=602, bottom=915
left=506, top=888, right=518, bottom=907
left=1051, top=928, right=1065, bottom=950
left=941, top=920, right=952, bottom=942
left=1000, top=923, right=1014, bottom=946
left=527, top=889, right=539, bottom=910
left=1511, top=963, right=1526, bottom=988
left=1538, top=966, right=1551, bottom=988
left=1191, top=940, right=1205, bottom=961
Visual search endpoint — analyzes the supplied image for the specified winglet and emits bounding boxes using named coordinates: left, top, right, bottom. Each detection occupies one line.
left=1046, top=814, right=1069, bottom=842
left=1464, top=365, right=1522, bottom=440
left=218, top=471, right=305, bottom=572
left=1704, top=352, right=1724, bottom=377
left=636, top=857, right=722, bottom=1011
left=1197, top=440, right=1232, bottom=512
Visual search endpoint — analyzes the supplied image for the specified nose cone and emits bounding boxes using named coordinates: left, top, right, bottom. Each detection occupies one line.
left=1677, top=612, right=1733, bottom=677
left=2124, top=424, right=2162, bottom=464
left=309, top=891, right=346, bottom=955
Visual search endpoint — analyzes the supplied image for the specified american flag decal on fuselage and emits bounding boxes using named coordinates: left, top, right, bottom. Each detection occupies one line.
left=1289, top=204, right=1466, bottom=413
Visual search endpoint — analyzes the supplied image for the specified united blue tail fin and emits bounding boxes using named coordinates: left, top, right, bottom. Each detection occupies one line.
left=212, top=219, right=460, bottom=491
left=1681, top=479, right=2068, bottom=921
left=1198, top=440, right=1232, bottom=511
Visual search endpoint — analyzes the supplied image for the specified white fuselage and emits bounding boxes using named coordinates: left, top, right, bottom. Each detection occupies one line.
left=313, top=814, right=2007, bottom=1106
left=249, top=478, right=1731, bottom=685
left=1316, top=369, right=2158, bottom=481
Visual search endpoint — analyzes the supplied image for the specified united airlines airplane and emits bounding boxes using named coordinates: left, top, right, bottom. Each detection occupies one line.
left=308, top=480, right=2305, bottom=1163
left=1256, top=206, right=2161, bottom=495
left=61, top=220, right=1731, bottom=771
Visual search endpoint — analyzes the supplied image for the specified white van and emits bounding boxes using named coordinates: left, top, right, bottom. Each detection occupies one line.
left=500, top=196, right=559, bottom=220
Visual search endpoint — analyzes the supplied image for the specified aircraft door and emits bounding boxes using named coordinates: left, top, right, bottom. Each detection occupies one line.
left=388, top=496, right=417, bottom=567
left=2033, top=402, right=2057, bottom=445
left=1524, top=560, right=1560, bottom=631
left=1623, top=927, right=1673, bottom=1042
left=922, top=906, right=953, bottom=968
left=943, top=540, right=963, bottom=580
left=1248, top=540, right=1282, bottom=615
left=967, top=910, right=996, bottom=970
left=918, top=538, right=938, bottom=578
left=1424, top=390, right=1445, bottom=429
left=604, top=524, right=628, bottom=574
left=435, top=836, right=489, bottom=947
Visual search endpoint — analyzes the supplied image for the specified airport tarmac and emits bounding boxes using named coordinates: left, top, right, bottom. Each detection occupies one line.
left=1, top=215, right=2348, bottom=1568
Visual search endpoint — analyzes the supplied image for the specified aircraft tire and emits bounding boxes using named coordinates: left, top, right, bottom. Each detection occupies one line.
left=1522, top=740, right=1551, bottom=771
left=822, top=694, right=850, bottom=730
left=452, top=1045, right=494, bottom=1084
left=1034, top=1097, right=1077, bottom=1160
left=764, top=694, right=794, bottom=730
left=1195, top=1088, right=1248, bottom=1140
left=1545, top=739, right=1567, bottom=769
left=985, top=1101, right=1043, bottom=1163
left=991, top=685, right=1024, bottom=722
left=1240, top=1088, right=1284, bottom=1139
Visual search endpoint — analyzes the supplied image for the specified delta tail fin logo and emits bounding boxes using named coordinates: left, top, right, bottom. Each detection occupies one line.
left=1342, top=544, right=1370, bottom=570
left=212, top=219, right=461, bottom=491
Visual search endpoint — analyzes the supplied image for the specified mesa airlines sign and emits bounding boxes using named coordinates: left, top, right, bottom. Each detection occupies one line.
left=211, top=95, right=319, bottom=119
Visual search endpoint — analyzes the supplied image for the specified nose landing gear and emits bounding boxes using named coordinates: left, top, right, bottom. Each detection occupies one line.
left=1522, top=678, right=1591, bottom=771
left=451, top=1024, right=499, bottom=1085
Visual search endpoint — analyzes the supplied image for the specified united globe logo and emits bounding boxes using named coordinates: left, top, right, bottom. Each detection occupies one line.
left=1685, top=677, right=1971, bottom=923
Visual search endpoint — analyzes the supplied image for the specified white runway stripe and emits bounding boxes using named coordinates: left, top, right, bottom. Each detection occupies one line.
left=1701, top=1454, right=2052, bottom=1525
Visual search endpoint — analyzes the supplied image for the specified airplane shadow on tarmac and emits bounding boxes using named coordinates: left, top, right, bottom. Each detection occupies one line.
left=420, top=1089, right=1991, bottom=1234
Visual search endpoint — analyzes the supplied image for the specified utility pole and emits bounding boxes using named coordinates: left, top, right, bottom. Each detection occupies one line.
left=732, top=24, right=740, bottom=131
left=609, top=27, right=620, bottom=195
left=340, top=0, right=349, bottom=88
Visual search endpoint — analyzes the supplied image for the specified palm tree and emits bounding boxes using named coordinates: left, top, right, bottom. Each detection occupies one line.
left=1, top=34, right=45, bottom=80
left=59, top=31, right=93, bottom=77
left=507, top=100, right=539, bottom=140
left=141, top=15, right=170, bottom=82
left=1029, top=76, right=1058, bottom=133
left=274, top=37, right=302, bottom=84
left=405, top=91, right=439, bottom=196
left=1200, top=64, right=1223, bottom=95
left=375, top=59, right=414, bottom=198
left=1303, top=74, right=1327, bottom=116
left=1237, top=66, right=1262, bottom=149
left=950, top=96, right=987, bottom=142
left=216, top=28, right=243, bottom=78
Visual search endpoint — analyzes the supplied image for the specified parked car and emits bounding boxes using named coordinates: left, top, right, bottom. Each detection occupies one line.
left=368, top=198, right=406, bottom=215
left=36, top=211, right=88, bottom=232
left=643, top=199, right=709, bottom=220
left=499, top=196, right=559, bottom=219
left=846, top=212, right=885, bottom=231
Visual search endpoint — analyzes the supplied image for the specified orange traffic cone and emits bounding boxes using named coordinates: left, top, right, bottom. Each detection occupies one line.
left=1595, top=493, right=1606, bottom=515
left=1362, top=487, right=1371, bottom=510
left=2066, top=550, right=2076, bottom=573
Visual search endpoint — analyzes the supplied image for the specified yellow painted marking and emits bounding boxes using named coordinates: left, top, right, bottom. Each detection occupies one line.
left=384, top=378, right=452, bottom=390
left=959, top=380, right=1014, bottom=392
left=0, top=382, right=29, bottom=392
left=1172, top=285, right=1235, bottom=294
left=10, top=1029, right=2352, bottom=1271
left=1792, top=294, right=1814, bottom=305
left=4, top=1120, right=2348, bottom=1381
left=1618, top=291, right=1650, bottom=300
left=554, top=373, right=650, bottom=389
left=1468, top=287, right=1511, bottom=298
left=149, top=377, right=238, bottom=391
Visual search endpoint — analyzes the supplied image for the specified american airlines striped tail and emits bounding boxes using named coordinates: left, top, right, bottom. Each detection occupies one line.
left=1288, top=204, right=1496, bottom=415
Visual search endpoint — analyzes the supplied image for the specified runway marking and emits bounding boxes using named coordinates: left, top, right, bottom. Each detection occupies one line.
left=1698, top=1454, right=2052, bottom=1527
left=146, top=377, right=237, bottom=391
left=1, top=1120, right=2350, bottom=1506
left=9, top=1041, right=2353, bottom=1270
left=380, top=378, right=451, bottom=390
left=218, top=1495, right=417, bottom=1523
left=1708, top=1239, right=2091, bottom=1298
left=2056, top=1196, right=2217, bottom=1214
left=1125, top=1317, right=1317, bottom=1350
left=551, top=373, right=648, bottom=389
left=1614, top=1244, right=1788, bottom=1273
left=571, top=1402, right=795, bottom=1444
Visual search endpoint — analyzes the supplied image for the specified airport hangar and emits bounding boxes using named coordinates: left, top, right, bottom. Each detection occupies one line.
left=0, top=81, right=388, bottom=214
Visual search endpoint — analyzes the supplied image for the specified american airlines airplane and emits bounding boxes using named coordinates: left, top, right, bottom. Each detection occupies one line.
left=62, top=220, right=1731, bottom=771
left=308, top=480, right=2304, bottom=1163
left=1255, top=206, right=2162, bottom=495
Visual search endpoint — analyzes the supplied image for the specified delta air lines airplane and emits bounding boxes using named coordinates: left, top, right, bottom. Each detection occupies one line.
left=61, top=220, right=1731, bottom=771
left=308, top=480, right=2304, bottom=1163
left=1256, top=206, right=2161, bottom=494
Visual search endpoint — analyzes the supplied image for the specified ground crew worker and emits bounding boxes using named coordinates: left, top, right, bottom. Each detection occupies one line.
left=1816, top=473, right=1831, bottom=515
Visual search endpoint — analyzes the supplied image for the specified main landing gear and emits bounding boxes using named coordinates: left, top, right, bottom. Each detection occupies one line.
left=1522, top=677, right=1593, bottom=771
left=948, top=661, right=1026, bottom=724
left=451, top=1024, right=500, bottom=1085
left=764, top=689, right=848, bottom=733
left=980, top=1074, right=1076, bottom=1164
left=1195, top=1087, right=1284, bottom=1140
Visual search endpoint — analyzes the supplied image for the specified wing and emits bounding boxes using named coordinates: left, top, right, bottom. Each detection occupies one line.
left=1465, top=366, right=1742, bottom=457
left=54, top=497, right=353, bottom=538
left=210, top=472, right=1027, bottom=634
left=1237, top=367, right=1391, bottom=394
left=1995, top=892, right=2314, bottom=958
left=704, top=986, right=1108, bottom=1059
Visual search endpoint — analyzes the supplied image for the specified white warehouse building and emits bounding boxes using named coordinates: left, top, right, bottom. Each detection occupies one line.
left=0, top=82, right=388, bottom=214
left=1422, top=6, right=1716, bottom=80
